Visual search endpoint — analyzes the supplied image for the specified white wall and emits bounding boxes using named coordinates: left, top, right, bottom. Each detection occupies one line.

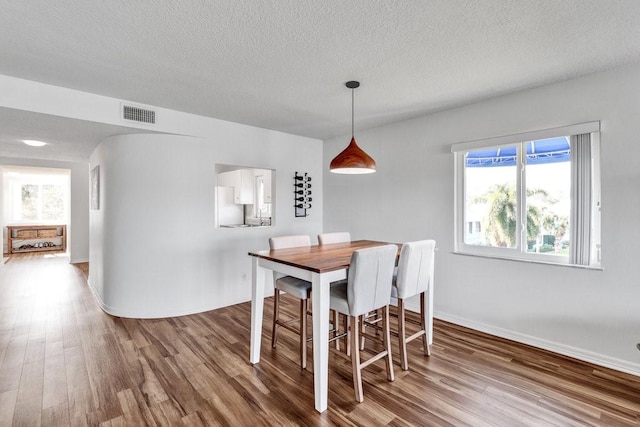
left=0, top=73, right=323, bottom=318
left=323, top=62, right=640, bottom=376
left=89, top=130, right=322, bottom=318
left=0, top=157, right=89, bottom=262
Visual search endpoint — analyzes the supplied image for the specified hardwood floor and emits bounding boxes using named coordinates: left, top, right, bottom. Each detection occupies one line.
left=1, top=253, right=639, bottom=426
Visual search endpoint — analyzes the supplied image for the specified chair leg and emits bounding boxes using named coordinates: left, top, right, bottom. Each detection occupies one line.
left=398, top=298, right=409, bottom=371
left=382, top=305, right=394, bottom=382
left=360, top=314, right=366, bottom=350
left=350, top=315, right=363, bottom=402
left=332, top=310, right=340, bottom=350
left=300, top=298, right=307, bottom=370
left=272, top=289, right=280, bottom=348
left=420, top=292, right=431, bottom=356
left=344, top=313, right=350, bottom=356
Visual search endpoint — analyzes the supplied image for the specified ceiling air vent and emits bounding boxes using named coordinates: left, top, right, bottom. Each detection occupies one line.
left=121, top=104, right=156, bottom=125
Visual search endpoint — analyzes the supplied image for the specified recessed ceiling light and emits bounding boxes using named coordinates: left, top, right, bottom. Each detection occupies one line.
left=23, top=139, right=48, bottom=147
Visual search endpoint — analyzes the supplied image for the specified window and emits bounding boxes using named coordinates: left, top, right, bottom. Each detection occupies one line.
left=452, top=122, right=601, bottom=268
left=2, top=166, right=70, bottom=224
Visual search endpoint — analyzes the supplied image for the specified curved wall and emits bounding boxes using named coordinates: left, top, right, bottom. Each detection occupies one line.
left=89, top=132, right=322, bottom=318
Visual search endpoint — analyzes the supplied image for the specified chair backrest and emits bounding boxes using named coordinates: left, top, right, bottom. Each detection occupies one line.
left=318, top=232, right=351, bottom=245
left=269, top=235, right=311, bottom=281
left=346, top=244, right=397, bottom=316
left=395, top=240, right=436, bottom=299
left=269, top=235, right=311, bottom=250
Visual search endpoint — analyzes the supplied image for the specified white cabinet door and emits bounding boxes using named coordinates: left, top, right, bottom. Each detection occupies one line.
left=217, top=171, right=233, bottom=188
left=237, top=169, right=254, bottom=204
left=262, top=170, right=272, bottom=203
left=218, top=170, right=254, bottom=204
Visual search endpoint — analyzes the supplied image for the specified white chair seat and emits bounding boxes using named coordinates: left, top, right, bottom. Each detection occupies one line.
left=391, top=272, right=399, bottom=298
left=331, top=279, right=347, bottom=287
left=329, top=282, right=349, bottom=314
left=276, top=276, right=312, bottom=299
left=391, top=283, right=399, bottom=299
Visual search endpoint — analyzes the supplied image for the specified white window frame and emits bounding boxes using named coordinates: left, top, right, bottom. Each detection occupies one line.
left=2, top=166, right=70, bottom=225
left=452, top=122, right=601, bottom=268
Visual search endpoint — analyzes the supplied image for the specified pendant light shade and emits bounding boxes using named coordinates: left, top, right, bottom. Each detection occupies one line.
left=329, top=137, right=376, bottom=174
left=330, top=81, right=376, bottom=174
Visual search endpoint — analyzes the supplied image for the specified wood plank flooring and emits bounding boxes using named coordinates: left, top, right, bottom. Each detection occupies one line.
left=1, top=253, right=639, bottom=426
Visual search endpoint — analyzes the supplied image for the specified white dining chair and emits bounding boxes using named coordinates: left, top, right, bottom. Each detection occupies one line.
left=318, top=231, right=351, bottom=350
left=269, top=235, right=312, bottom=370
left=317, top=231, right=351, bottom=245
left=392, top=239, right=436, bottom=371
left=329, top=244, right=397, bottom=402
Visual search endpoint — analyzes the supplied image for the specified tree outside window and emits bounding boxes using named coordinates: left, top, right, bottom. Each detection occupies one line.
left=463, top=137, right=571, bottom=257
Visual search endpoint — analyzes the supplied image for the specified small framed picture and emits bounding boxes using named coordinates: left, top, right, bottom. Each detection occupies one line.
left=91, top=165, right=100, bottom=210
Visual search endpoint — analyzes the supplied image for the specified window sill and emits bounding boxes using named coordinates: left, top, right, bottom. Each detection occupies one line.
left=452, top=251, right=603, bottom=271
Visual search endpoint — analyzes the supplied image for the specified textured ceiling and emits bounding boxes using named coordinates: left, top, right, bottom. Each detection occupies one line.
left=2, top=1, right=640, bottom=161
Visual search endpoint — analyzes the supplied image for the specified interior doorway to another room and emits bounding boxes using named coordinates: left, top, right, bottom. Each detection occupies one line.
left=1, top=165, right=71, bottom=257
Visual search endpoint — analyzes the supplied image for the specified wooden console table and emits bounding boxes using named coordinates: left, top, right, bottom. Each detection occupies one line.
left=6, top=225, right=67, bottom=254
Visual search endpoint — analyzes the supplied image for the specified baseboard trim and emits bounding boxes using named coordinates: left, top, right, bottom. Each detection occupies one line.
left=86, top=275, right=248, bottom=319
left=435, top=311, right=640, bottom=378
left=81, top=275, right=640, bottom=377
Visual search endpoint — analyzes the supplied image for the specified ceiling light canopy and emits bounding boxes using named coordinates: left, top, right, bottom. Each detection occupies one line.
left=330, top=81, right=376, bottom=174
left=23, top=139, right=48, bottom=147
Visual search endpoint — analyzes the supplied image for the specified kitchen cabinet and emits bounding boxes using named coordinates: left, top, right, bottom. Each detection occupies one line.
left=262, top=171, right=272, bottom=203
left=218, top=169, right=254, bottom=204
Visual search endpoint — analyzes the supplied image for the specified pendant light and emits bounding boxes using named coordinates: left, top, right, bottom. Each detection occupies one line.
left=329, top=81, right=376, bottom=174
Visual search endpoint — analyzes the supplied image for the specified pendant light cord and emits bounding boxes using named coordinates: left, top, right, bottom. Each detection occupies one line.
left=351, top=88, right=355, bottom=138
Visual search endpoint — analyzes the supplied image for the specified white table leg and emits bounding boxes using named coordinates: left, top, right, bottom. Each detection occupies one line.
left=426, top=273, right=434, bottom=346
left=311, top=272, right=330, bottom=412
left=250, top=256, right=266, bottom=364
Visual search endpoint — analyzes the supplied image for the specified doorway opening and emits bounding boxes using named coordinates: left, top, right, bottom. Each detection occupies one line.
left=1, top=165, right=71, bottom=257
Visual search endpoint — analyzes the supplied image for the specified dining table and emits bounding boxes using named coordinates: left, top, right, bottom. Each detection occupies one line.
left=248, top=239, right=403, bottom=413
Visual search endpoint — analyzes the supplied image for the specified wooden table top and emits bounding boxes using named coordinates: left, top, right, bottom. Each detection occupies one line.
left=248, top=240, right=400, bottom=274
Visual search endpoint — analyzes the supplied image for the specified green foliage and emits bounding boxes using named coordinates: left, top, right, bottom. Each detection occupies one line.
left=542, top=213, right=569, bottom=252
left=484, top=183, right=517, bottom=247
left=20, top=184, right=65, bottom=221
left=21, top=184, right=39, bottom=220
left=474, top=183, right=568, bottom=252
left=42, top=184, right=64, bottom=220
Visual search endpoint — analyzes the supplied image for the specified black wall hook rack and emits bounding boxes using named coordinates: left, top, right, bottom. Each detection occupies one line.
left=294, top=172, right=312, bottom=217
